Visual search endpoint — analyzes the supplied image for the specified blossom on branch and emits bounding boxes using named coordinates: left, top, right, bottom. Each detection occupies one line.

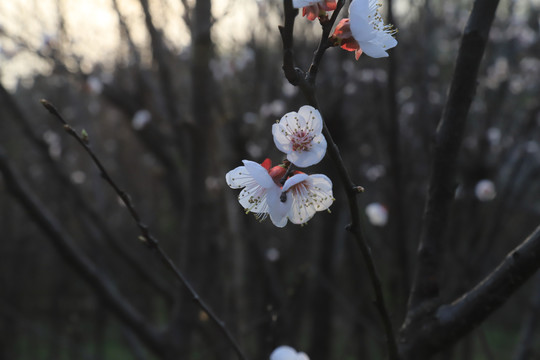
left=225, top=159, right=289, bottom=227
left=226, top=159, right=334, bottom=227
left=280, top=172, right=334, bottom=225
left=293, top=0, right=337, bottom=21
left=331, top=0, right=397, bottom=59
left=272, top=105, right=327, bottom=167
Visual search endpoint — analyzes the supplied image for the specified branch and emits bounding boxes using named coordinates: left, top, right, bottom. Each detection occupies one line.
left=279, top=2, right=398, bottom=358
left=40, top=100, right=249, bottom=360
left=0, top=148, right=165, bottom=357
left=0, top=82, right=175, bottom=303
left=407, top=0, right=500, bottom=311
left=399, top=225, right=540, bottom=359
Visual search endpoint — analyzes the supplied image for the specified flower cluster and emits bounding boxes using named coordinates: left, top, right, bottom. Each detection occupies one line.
left=226, top=106, right=334, bottom=227
left=293, top=0, right=398, bottom=59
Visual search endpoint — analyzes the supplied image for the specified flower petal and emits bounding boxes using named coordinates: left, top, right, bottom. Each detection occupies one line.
left=225, top=166, right=250, bottom=189
left=266, top=187, right=291, bottom=228
left=298, top=105, right=323, bottom=134
left=358, top=40, right=390, bottom=58
left=238, top=184, right=268, bottom=214
left=242, top=160, right=274, bottom=188
left=283, top=173, right=309, bottom=191
left=272, top=123, right=293, bottom=153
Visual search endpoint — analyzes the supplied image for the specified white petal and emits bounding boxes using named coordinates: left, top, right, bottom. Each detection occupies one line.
left=272, top=123, right=293, bottom=153
left=349, top=0, right=371, bottom=21
left=297, top=105, right=322, bottom=133
left=350, top=18, right=377, bottom=42
left=308, top=174, right=334, bottom=209
left=238, top=184, right=269, bottom=214
left=267, top=187, right=291, bottom=228
left=225, top=166, right=251, bottom=189
left=287, top=174, right=333, bottom=224
left=297, top=353, right=310, bottom=360
left=358, top=40, right=390, bottom=58
left=242, top=160, right=274, bottom=188
left=287, top=148, right=324, bottom=167
left=283, top=173, right=309, bottom=191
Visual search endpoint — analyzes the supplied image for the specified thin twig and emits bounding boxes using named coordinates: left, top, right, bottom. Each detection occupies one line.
left=40, top=99, right=249, bottom=360
left=278, top=2, right=399, bottom=359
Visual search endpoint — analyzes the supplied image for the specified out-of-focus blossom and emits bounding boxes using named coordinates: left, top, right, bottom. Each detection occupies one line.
left=475, top=179, right=497, bottom=201
left=272, top=105, right=327, bottom=167
left=365, top=202, right=388, bottom=226
left=293, top=0, right=337, bottom=21
left=270, top=345, right=310, bottom=360
left=344, top=0, right=398, bottom=58
left=132, top=109, right=152, bottom=130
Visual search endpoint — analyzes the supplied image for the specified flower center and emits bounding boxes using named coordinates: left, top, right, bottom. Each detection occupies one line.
left=291, top=130, right=314, bottom=152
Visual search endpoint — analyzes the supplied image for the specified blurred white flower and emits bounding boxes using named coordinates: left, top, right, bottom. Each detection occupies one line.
left=266, top=248, right=280, bottom=262
left=365, top=202, right=388, bottom=226
left=270, top=345, right=310, bottom=360
left=70, top=171, right=87, bottom=184
left=86, top=76, right=103, bottom=94
left=475, top=179, right=496, bottom=201
left=132, top=109, right=152, bottom=130
left=272, top=105, right=327, bottom=167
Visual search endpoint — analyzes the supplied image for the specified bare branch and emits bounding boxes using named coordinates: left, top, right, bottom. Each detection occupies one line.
left=399, top=225, right=540, bottom=359
left=40, top=100, right=249, bottom=360
left=279, top=1, right=398, bottom=358
left=407, top=0, right=501, bottom=311
left=0, top=148, right=165, bottom=357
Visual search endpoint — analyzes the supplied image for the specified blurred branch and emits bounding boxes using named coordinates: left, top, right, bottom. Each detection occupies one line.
left=407, top=0, right=500, bottom=311
left=40, top=100, right=249, bottom=360
left=138, top=0, right=190, bottom=130
left=0, top=147, right=165, bottom=357
left=0, top=82, right=175, bottom=303
left=279, top=1, right=398, bottom=359
left=399, top=225, right=540, bottom=359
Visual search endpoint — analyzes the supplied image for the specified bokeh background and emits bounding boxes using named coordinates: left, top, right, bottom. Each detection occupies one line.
left=1, top=0, right=539, bottom=359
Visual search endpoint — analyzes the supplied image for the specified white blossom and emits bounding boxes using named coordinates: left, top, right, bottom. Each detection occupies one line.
left=365, top=202, right=388, bottom=226
left=475, top=179, right=497, bottom=201
left=226, top=160, right=288, bottom=227
left=349, top=0, right=397, bottom=58
left=280, top=173, right=334, bottom=225
left=272, top=105, right=327, bottom=167
left=270, top=345, right=310, bottom=360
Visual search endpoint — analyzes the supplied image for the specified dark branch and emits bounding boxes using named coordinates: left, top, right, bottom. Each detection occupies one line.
left=399, top=225, right=540, bottom=359
left=407, top=0, right=500, bottom=311
left=0, top=148, right=165, bottom=357
left=40, top=100, right=249, bottom=360
left=279, top=1, right=398, bottom=358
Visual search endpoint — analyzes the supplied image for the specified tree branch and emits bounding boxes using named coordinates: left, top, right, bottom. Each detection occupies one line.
left=40, top=100, right=249, bottom=360
left=399, top=225, right=540, bottom=359
left=279, top=2, right=398, bottom=358
left=0, top=148, right=165, bottom=357
left=407, top=0, right=500, bottom=311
